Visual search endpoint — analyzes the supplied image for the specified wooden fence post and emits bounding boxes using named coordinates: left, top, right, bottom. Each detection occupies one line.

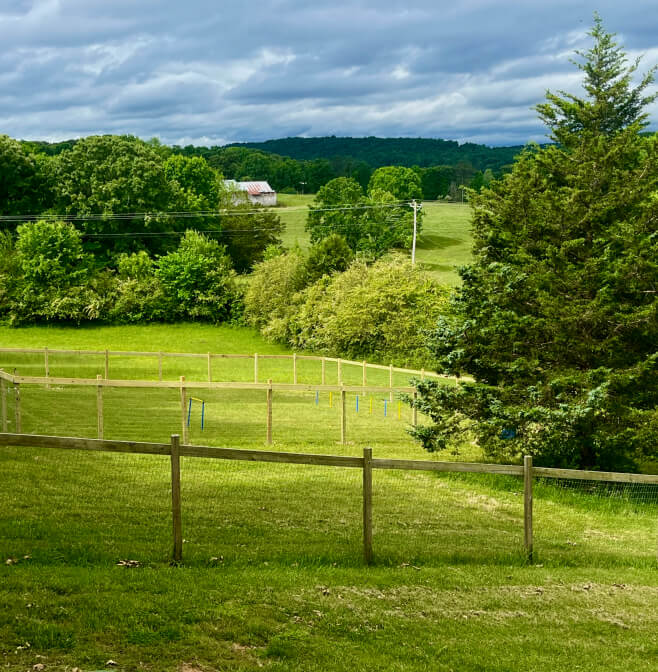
left=362, top=360, right=367, bottom=394
left=104, top=349, right=109, bottom=379
left=266, top=379, right=273, bottom=445
left=0, top=372, right=6, bottom=432
left=293, top=352, right=297, bottom=385
left=362, top=447, right=373, bottom=565
left=389, top=363, right=393, bottom=402
left=44, top=347, right=50, bottom=386
left=158, top=352, right=163, bottom=382
left=170, top=434, right=183, bottom=564
left=524, top=455, right=533, bottom=562
left=207, top=353, right=212, bottom=382
left=340, top=384, right=346, bottom=445
left=321, top=357, right=326, bottom=385
left=14, top=381, right=21, bottom=433
left=412, top=390, right=418, bottom=427
left=96, top=375, right=104, bottom=440
left=254, top=352, right=259, bottom=383
left=180, top=376, right=188, bottom=444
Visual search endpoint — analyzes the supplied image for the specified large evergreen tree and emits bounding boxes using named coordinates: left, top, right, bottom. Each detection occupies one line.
left=412, top=18, right=658, bottom=471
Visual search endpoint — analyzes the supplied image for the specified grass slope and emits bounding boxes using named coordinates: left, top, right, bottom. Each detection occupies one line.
left=1, top=330, right=656, bottom=671
left=277, top=196, right=473, bottom=285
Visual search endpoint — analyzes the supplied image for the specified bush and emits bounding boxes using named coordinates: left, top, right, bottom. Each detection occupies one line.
left=291, top=255, right=449, bottom=367
left=156, top=231, right=238, bottom=322
left=10, top=220, right=97, bottom=324
left=305, top=234, right=354, bottom=283
left=109, top=252, right=167, bottom=323
left=244, top=249, right=308, bottom=342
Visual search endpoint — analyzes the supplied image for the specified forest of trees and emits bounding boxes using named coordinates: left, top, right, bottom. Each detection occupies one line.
left=17, top=135, right=518, bottom=199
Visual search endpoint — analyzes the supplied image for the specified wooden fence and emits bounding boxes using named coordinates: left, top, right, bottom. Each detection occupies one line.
left=0, top=346, right=466, bottom=388
left=2, top=431, right=657, bottom=565
left=0, top=368, right=418, bottom=445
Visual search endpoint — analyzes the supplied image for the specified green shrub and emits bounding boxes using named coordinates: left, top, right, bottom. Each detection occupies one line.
left=292, top=255, right=449, bottom=367
left=305, top=234, right=354, bottom=283
left=10, top=220, right=97, bottom=324
left=156, top=231, right=238, bottom=322
left=109, top=252, right=167, bottom=323
left=244, top=248, right=308, bottom=341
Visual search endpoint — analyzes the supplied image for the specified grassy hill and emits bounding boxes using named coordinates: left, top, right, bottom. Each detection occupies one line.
left=277, top=195, right=473, bottom=285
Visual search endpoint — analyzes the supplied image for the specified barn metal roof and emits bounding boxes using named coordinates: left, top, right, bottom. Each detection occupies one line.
left=239, top=181, right=275, bottom=194
left=224, top=180, right=275, bottom=194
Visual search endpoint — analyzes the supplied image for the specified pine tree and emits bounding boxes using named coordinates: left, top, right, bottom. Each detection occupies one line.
left=413, top=18, right=658, bottom=471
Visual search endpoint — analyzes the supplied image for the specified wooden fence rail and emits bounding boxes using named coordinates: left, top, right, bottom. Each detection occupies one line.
left=1, top=432, right=656, bottom=565
left=0, top=346, right=471, bottom=386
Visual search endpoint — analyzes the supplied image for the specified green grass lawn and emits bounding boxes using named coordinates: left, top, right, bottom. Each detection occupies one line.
left=416, top=202, right=473, bottom=285
left=276, top=194, right=316, bottom=251
left=275, top=196, right=473, bottom=285
left=1, top=325, right=657, bottom=671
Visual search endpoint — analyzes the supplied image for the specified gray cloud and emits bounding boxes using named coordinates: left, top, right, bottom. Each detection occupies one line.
left=1, top=0, right=657, bottom=146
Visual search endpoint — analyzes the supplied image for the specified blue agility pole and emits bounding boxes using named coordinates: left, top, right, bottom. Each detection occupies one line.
left=384, top=399, right=387, bottom=417
left=356, top=395, right=359, bottom=412
left=188, top=397, right=205, bottom=430
left=315, top=390, right=319, bottom=405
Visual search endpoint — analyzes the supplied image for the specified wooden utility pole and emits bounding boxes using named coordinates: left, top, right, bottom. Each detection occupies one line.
left=411, top=199, right=418, bottom=265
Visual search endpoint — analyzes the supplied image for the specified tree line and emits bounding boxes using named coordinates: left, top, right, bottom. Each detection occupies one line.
left=16, top=135, right=507, bottom=199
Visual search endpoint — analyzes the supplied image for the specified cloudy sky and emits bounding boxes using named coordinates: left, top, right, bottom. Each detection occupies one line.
left=2, top=0, right=658, bottom=147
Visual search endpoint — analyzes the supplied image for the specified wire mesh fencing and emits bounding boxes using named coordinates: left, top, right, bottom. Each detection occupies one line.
left=179, top=458, right=363, bottom=566
left=533, top=477, right=658, bottom=567
left=372, top=470, right=527, bottom=566
left=0, top=444, right=171, bottom=566
left=1, top=433, right=656, bottom=569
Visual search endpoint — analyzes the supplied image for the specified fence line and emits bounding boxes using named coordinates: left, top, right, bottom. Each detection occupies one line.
left=0, top=346, right=468, bottom=385
left=2, top=431, right=656, bottom=565
left=0, top=368, right=419, bottom=445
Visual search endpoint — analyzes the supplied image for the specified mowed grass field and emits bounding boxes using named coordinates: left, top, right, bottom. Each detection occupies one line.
left=277, top=195, right=473, bottom=285
left=1, top=325, right=657, bottom=672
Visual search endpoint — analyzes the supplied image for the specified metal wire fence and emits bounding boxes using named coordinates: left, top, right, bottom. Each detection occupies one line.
left=1, top=433, right=656, bottom=569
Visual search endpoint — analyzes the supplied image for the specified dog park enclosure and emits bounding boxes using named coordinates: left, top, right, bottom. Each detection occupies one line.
left=0, top=346, right=454, bottom=446
left=1, top=346, right=656, bottom=568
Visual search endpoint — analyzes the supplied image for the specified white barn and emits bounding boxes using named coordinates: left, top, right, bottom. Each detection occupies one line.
left=224, top=180, right=277, bottom=206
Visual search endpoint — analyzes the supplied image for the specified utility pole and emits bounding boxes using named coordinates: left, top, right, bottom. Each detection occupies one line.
left=411, top=199, right=418, bottom=265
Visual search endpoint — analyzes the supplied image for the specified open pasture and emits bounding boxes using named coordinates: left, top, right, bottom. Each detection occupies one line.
left=276, top=196, right=473, bottom=285
left=1, top=325, right=657, bottom=671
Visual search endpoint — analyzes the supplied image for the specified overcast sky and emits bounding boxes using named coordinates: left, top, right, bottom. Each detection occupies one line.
left=2, top=0, right=658, bottom=147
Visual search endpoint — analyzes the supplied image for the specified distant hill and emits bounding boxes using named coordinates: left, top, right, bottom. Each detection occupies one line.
left=226, top=136, right=525, bottom=173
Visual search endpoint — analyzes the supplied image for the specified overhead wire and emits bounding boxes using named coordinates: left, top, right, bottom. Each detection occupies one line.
left=0, top=201, right=416, bottom=239
left=0, top=201, right=415, bottom=223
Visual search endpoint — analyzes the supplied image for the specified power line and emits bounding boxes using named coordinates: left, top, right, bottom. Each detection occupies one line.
left=0, top=201, right=414, bottom=223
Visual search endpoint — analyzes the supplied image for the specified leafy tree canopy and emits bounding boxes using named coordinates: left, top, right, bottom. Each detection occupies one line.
left=368, top=166, right=423, bottom=201
left=0, top=135, right=54, bottom=218
left=54, top=135, right=178, bottom=259
left=219, top=204, right=284, bottom=273
left=413, top=18, right=658, bottom=471
left=306, top=176, right=419, bottom=258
